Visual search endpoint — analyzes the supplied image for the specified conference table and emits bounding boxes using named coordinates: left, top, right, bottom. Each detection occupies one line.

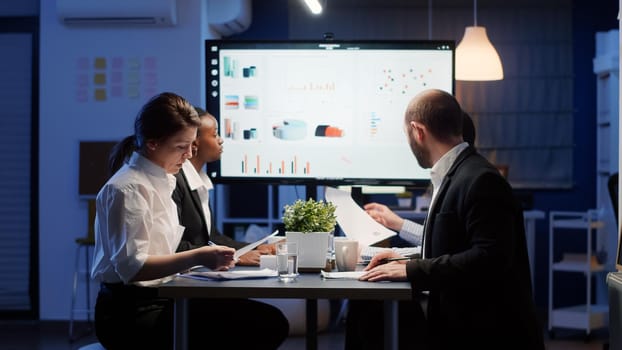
left=156, top=270, right=412, bottom=350
left=158, top=210, right=545, bottom=350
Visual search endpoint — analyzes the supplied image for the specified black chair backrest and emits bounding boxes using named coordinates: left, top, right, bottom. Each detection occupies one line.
left=609, top=172, right=619, bottom=225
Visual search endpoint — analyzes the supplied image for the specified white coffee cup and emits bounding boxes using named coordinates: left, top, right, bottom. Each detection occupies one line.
left=335, top=239, right=359, bottom=272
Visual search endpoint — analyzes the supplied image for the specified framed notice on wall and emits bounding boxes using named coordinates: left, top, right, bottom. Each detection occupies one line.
left=79, top=141, right=118, bottom=197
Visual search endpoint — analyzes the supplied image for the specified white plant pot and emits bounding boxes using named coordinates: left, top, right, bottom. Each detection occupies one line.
left=285, top=231, right=330, bottom=270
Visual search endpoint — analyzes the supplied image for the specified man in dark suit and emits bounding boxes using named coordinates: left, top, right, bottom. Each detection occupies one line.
left=172, top=107, right=275, bottom=264
left=345, top=111, right=478, bottom=350
left=360, top=89, right=544, bottom=349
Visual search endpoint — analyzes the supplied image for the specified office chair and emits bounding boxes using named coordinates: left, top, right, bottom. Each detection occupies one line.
left=604, top=172, right=617, bottom=350
left=609, top=172, right=618, bottom=225
left=69, top=199, right=97, bottom=342
left=78, top=342, right=104, bottom=350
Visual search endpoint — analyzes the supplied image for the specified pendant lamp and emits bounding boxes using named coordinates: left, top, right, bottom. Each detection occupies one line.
left=303, top=0, right=322, bottom=15
left=455, top=0, right=503, bottom=81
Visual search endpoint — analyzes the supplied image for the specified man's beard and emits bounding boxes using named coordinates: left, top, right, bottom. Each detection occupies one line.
left=411, top=141, right=432, bottom=169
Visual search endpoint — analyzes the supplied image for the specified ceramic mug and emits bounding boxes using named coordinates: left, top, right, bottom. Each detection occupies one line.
left=335, top=239, right=359, bottom=272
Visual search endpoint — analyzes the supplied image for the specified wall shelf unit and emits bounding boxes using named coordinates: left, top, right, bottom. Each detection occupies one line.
left=213, top=183, right=280, bottom=241
left=548, top=210, right=608, bottom=339
left=212, top=184, right=312, bottom=242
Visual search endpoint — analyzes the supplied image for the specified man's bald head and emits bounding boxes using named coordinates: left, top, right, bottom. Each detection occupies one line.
left=404, top=89, right=463, bottom=144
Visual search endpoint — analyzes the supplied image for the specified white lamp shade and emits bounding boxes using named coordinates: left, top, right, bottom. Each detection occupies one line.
left=303, top=0, right=322, bottom=14
left=456, top=26, right=504, bottom=81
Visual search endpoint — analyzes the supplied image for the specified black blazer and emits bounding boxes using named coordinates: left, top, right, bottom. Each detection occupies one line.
left=172, top=169, right=246, bottom=252
left=406, top=146, right=544, bottom=349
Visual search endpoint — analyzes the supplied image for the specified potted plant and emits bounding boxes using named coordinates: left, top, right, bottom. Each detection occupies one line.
left=282, top=198, right=337, bottom=271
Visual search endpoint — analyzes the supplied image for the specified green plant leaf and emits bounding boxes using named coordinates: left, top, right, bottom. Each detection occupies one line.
left=282, top=198, right=337, bottom=233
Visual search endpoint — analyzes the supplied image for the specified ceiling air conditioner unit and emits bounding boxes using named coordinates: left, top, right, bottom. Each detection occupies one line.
left=56, top=0, right=177, bottom=26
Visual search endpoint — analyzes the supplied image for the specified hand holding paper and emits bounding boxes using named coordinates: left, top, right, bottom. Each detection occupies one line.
left=325, top=187, right=396, bottom=247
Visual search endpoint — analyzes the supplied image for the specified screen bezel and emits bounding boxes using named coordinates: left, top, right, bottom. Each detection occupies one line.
left=205, top=39, right=455, bottom=186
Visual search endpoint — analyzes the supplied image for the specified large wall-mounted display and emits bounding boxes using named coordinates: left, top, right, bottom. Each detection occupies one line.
left=206, top=40, right=454, bottom=186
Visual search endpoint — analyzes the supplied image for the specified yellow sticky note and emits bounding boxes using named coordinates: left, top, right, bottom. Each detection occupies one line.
left=94, top=57, right=106, bottom=70
left=94, top=73, right=106, bottom=85
left=94, top=89, right=107, bottom=101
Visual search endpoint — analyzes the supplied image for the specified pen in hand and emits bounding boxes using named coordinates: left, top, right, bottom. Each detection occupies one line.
left=380, top=253, right=421, bottom=264
left=381, top=257, right=412, bottom=263
left=208, top=240, right=241, bottom=264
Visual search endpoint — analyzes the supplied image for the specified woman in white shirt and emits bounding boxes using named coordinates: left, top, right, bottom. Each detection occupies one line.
left=91, top=92, right=239, bottom=349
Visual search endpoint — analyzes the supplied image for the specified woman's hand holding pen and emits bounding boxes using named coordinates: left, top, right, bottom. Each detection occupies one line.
left=359, top=250, right=408, bottom=282
left=197, top=244, right=236, bottom=271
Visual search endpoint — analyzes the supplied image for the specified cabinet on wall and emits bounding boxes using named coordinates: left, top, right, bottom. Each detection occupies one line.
left=547, top=211, right=608, bottom=338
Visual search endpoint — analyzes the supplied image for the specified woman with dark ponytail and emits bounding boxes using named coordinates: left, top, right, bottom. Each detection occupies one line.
left=107, top=135, right=136, bottom=176
left=91, top=92, right=246, bottom=349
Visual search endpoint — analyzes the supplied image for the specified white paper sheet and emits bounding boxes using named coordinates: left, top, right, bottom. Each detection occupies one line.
left=181, top=268, right=278, bottom=281
left=325, top=187, right=396, bottom=247
left=359, top=246, right=421, bottom=261
left=320, top=270, right=366, bottom=280
left=234, top=230, right=281, bottom=260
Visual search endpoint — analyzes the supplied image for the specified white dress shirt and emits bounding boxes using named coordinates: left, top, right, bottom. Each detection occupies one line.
left=181, top=160, right=214, bottom=235
left=399, top=142, right=469, bottom=254
left=398, top=219, right=424, bottom=246
left=91, top=152, right=184, bottom=286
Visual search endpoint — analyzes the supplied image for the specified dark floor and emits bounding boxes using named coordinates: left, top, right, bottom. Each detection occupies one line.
left=0, top=317, right=610, bottom=350
left=0, top=319, right=346, bottom=350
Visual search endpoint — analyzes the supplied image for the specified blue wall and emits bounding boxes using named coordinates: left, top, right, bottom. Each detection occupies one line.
left=38, top=0, right=218, bottom=320
left=529, top=0, right=618, bottom=307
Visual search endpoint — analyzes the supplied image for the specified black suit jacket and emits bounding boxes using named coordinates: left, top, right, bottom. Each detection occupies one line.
left=406, top=146, right=544, bottom=349
left=172, top=169, right=246, bottom=252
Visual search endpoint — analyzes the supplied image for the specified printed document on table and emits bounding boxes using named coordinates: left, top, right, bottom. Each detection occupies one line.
left=325, top=187, right=396, bottom=247
left=321, top=270, right=366, bottom=280
left=181, top=268, right=278, bottom=281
